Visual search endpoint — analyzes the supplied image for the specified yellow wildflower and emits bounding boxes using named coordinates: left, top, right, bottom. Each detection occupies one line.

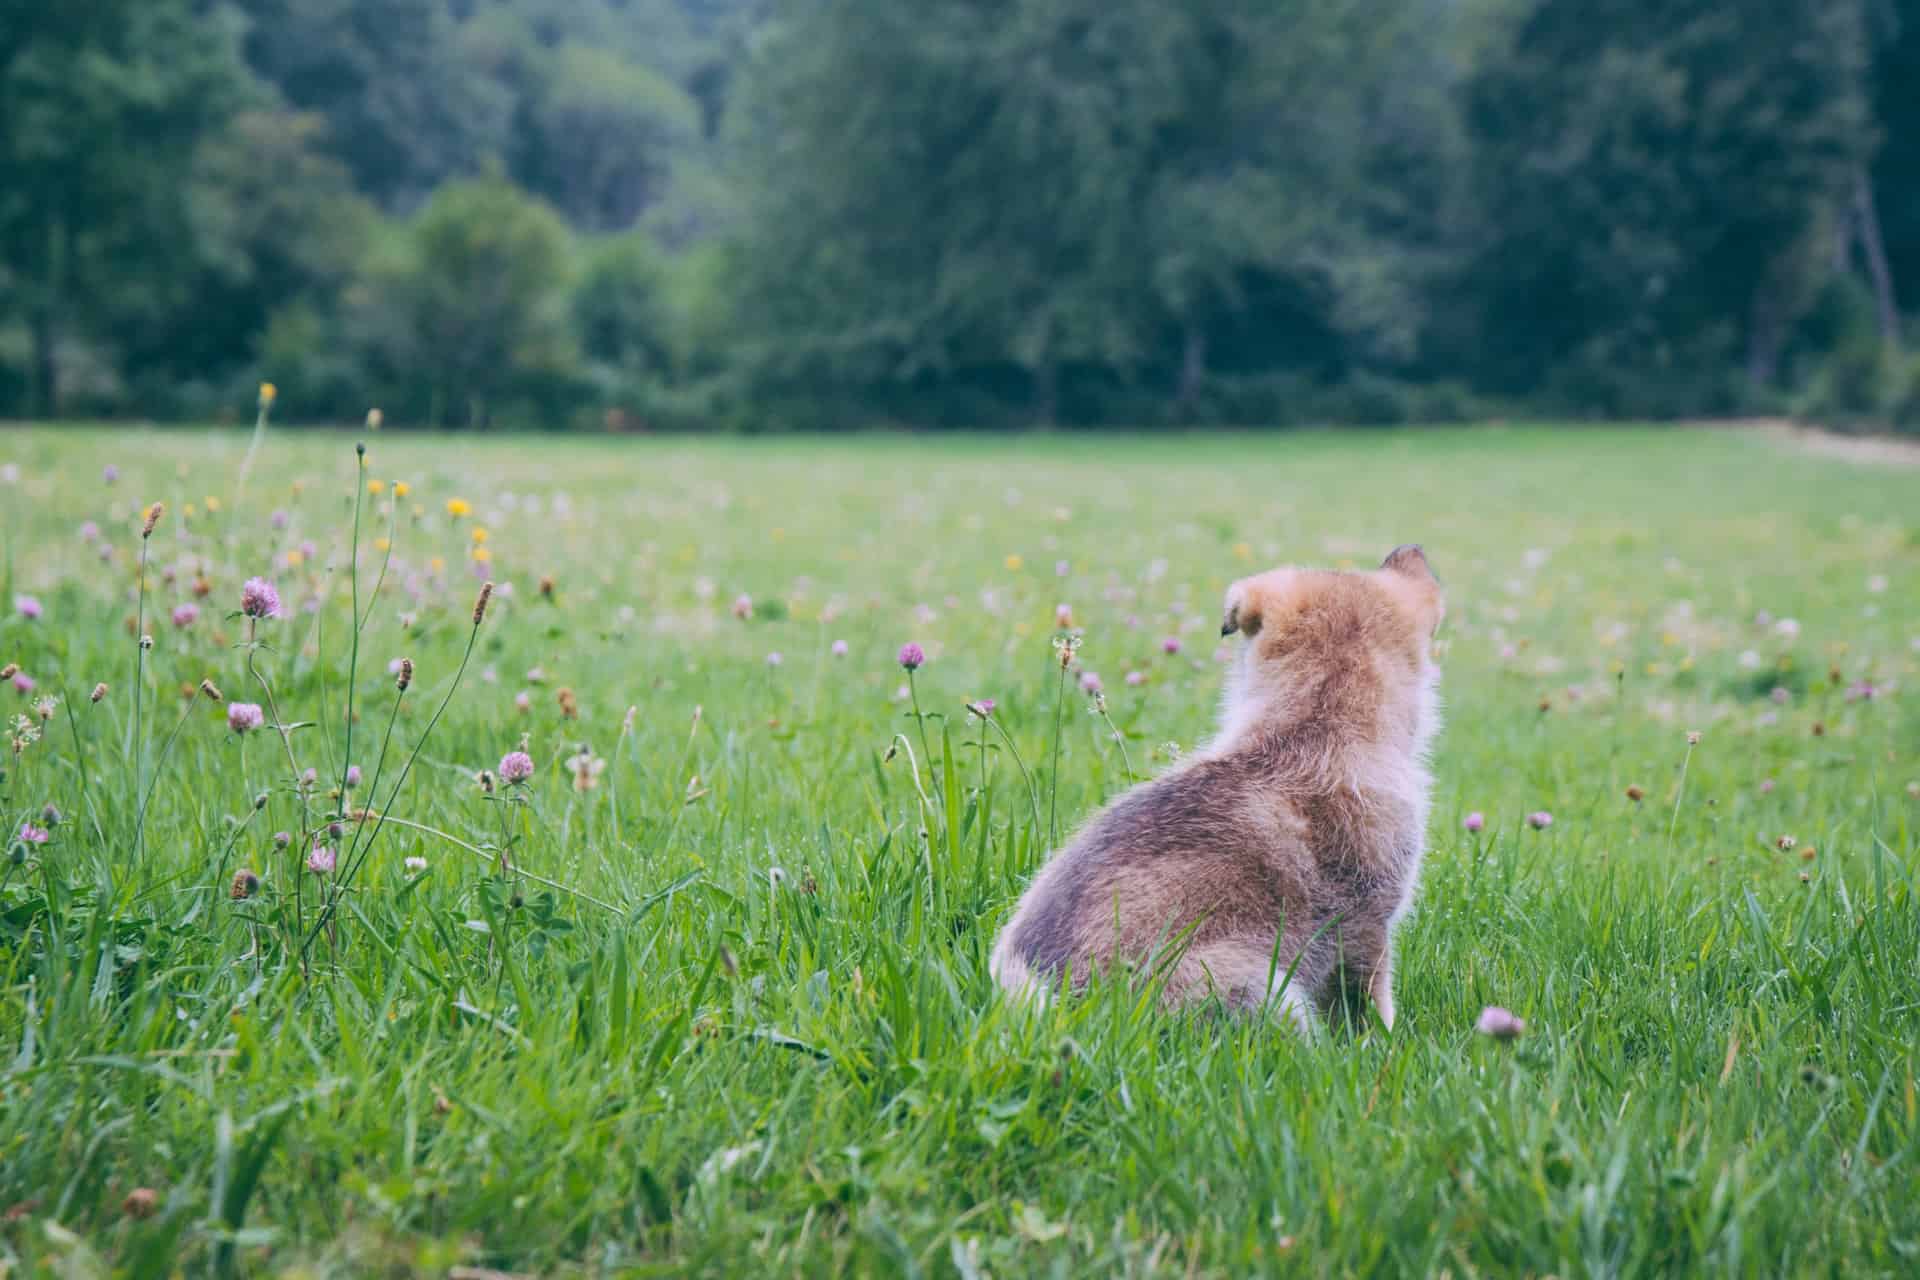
left=393, top=482, right=410, bottom=498
left=471, top=526, right=488, bottom=545
left=1004, top=554, right=1024, bottom=571
left=446, top=498, right=471, bottom=518
left=204, top=496, right=221, bottom=514
left=367, top=479, right=386, bottom=496
left=472, top=546, right=492, bottom=564
left=258, top=382, right=277, bottom=405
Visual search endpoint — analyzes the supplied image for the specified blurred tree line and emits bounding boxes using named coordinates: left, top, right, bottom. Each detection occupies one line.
left=2, top=0, right=1917, bottom=430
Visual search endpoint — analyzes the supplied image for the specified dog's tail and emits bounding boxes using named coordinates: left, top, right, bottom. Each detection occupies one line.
left=989, top=930, right=1050, bottom=1006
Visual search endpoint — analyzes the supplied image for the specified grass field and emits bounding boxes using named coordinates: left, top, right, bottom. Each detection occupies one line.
left=1, top=423, right=1917, bottom=1276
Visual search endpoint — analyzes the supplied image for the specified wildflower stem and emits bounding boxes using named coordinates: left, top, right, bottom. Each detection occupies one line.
left=1095, top=702, right=1136, bottom=783
left=62, top=690, right=106, bottom=848
left=887, top=732, right=938, bottom=913
left=983, top=715, right=1043, bottom=843
left=235, top=397, right=271, bottom=504
left=245, top=626, right=305, bottom=807
left=1047, top=661, right=1069, bottom=848
left=208, top=800, right=264, bottom=911
left=329, top=681, right=409, bottom=902
left=653, top=712, right=705, bottom=858
left=133, top=694, right=200, bottom=862
left=336, top=447, right=367, bottom=817
left=244, top=620, right=308, bottom=957
left=128, top=532, right=150, bottom=808
left=302, top=611, right=483, bottom=956
left=1666, top=738, right=1696, bottom=856
left=356, top=491, right=399, bottom=635
left=907, top=670, right=940, bottom=816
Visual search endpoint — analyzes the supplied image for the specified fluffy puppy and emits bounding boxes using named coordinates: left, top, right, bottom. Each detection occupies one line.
left=989, top=545, right=1444, bottom=1031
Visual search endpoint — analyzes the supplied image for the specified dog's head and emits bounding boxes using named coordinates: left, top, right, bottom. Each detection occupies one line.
left=1222, top=545, right=1442, bottom=646
left=1218, top=545, right=1444, bottom=734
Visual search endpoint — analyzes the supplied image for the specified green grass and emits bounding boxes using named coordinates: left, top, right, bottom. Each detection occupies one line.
left=1, top=424, right=1917, bottom=1276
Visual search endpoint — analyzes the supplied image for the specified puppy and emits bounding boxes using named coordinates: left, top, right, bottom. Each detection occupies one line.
left=989, top=545, right=1444, bottom=1031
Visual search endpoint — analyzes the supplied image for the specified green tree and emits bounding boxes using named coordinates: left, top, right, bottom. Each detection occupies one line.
left=1459, top=0, right=1873, bottom=408
left=358, top=177, right=577, bottom=426
left=0, top=0, right=251, bottom=414
left=730, top=0, right=1450, bottom=424
left=239, top=0, right=512, bottom=209
left=100, top=109, right=376, bottom=412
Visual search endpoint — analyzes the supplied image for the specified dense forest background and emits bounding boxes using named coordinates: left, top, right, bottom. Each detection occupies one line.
left=3, top=0, right=1917, bottom=430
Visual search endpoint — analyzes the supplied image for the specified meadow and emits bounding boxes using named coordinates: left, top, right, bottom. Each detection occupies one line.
left=0, top=422, right=1916, bottom=1277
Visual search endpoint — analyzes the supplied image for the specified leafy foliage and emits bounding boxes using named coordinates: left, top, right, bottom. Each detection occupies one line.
left=1, top=0, right=1918, bottom=428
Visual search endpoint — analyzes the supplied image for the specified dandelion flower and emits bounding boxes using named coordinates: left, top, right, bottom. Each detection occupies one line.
left=446, top=498, right=472, bottom=518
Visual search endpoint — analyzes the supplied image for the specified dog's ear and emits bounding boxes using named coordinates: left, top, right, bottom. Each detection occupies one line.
left=1380, top=544, right=1437, bottom=583
left=1379, top=544, right=1444, bottom=634
left=1221, top=570, right=1292, bottom=637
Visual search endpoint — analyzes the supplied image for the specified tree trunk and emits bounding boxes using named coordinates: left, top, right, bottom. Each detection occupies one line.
left=29, top=303, right=57, bottom=419
left=1746, top=277, right=1785, bottom=388
left=29, top=212, right=64, bottom=418
left=1033, top=361, right=1058, bottom=426
left=1177, top=324, right=1207, bottom=415
left=1853, top=165, right=1901, bottom=347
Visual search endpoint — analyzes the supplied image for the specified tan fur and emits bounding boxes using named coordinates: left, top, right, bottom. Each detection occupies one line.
left=990, top=545, right=1445, bottom=1031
